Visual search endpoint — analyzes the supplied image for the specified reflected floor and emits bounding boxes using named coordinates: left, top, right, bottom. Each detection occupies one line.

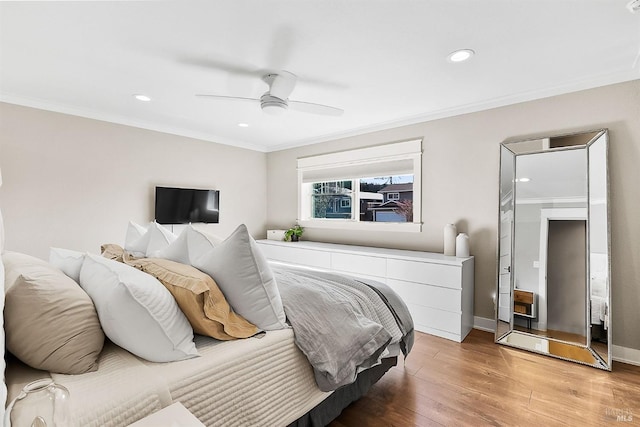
left=498, top=331, right=599, bottom=366
left=513, top=325, right=609, bottom=361
left=514, top=325, right=587, bottom=345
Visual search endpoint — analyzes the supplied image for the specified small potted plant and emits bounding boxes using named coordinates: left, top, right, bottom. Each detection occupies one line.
left=284, top=225, right=304, bottom=242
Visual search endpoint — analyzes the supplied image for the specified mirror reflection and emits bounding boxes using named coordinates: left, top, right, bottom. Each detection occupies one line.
left=495, top=129, right=611, bottom=370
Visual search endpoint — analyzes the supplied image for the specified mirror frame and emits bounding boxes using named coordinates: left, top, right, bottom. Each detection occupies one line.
left=494, top=129, right=611, bottom=370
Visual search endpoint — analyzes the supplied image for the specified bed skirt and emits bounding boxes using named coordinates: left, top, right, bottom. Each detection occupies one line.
left=288, top=356, right=397, bottom=427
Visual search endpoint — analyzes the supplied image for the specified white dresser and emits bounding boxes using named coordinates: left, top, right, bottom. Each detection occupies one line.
left=256, top=239, right=474, bottom=343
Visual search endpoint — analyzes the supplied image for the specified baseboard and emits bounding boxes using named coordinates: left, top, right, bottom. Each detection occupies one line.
left=473, top=316, right=495, bottom=333
left=473, top=316, right=640, bottom=366
left=612, top=345, right=640, bottom=366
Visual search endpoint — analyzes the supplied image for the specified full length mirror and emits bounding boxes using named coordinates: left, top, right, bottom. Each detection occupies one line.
left=495, top=129, right=611, bottom=370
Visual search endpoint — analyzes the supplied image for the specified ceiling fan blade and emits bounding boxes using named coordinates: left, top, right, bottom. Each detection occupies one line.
left=181, top=57, right=261, bottom=77
left=269, top=71, right=297, bottom=100
left=288, top=100, right=344, bottom=116
left=195, top=94, right=260, bottom=103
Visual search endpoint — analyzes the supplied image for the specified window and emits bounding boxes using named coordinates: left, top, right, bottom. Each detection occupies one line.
left=297, top=140, right=422, bottom=232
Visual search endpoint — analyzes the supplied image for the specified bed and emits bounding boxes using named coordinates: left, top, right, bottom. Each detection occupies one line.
left=1, top=221, right=413, bottom=426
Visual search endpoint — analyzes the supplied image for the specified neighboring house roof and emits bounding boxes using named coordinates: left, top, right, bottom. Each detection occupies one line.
left=378, top=183, right=413, bottom=193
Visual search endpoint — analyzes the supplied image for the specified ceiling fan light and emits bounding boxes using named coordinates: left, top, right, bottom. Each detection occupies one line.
left=262, top=104, right=286, bottom=116
left=260, top=93, right=288, bottom=115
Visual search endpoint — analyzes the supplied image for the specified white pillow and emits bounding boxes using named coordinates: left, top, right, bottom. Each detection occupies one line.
left=153, top=225, right=221, bottom=264
left=49, top=247, right=85, bottom=282
left=193, top=224, right=287, bottom=331
left=124, top=221, right=177, bottom=258
left=79, top=254, right=198, bottom=362
left=124, top=221, right=150, bottom=257
left=145, top=222, right=177, bottom=257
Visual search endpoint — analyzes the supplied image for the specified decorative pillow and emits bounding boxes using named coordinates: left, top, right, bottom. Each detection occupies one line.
left=123, top=254, right=258, bottom=340
left=124, top=221, right=177, bottom=258
left=79, top=254, right=198, bottom=362
left=145, top=222, right=177, bottom=257
left=2, top=251, right=104, bottom=374
left=192, top=224, right=288, bottom=331
left=124, top=221, right=149, bottom=257
left=152, top=225, right=221, bottom=265
left=49, top=247, right=85, bottom=282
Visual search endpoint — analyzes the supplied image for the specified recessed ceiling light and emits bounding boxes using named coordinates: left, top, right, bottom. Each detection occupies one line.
left=447, top=49, right=475, bottom=63
left=133, top=94, right=151, bottom=102
left=238, top=123, right=249, bottom=128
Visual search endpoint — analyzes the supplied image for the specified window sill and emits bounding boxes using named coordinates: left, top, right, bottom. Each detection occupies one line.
left=298, top=219, right=422, bottom=233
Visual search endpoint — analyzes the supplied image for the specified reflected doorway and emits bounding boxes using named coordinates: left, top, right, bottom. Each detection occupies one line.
left=546, top=220, right=587, bottom=345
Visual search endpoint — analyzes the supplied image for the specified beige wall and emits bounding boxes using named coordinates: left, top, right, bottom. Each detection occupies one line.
left=1, top=81, right=639, bottom=350
left=0, top=103, right=267, bottom=260
left=266, top=80, right=640, bottom=350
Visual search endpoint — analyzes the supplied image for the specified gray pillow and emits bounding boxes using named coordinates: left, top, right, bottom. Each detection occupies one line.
left=193, top=224, right=287, bottom=331
left=3, top=251, right=105, bottom=374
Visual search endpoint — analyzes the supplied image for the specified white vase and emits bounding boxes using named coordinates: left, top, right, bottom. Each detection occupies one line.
left=456, top=233, right=470, bottom=257
left=443, top=224, right=457, bottom=256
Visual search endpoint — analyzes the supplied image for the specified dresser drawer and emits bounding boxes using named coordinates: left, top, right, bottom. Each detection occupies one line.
left=407, top=303, right=461, bottom=336
left=258, top=244, right=331, bottom=269
left=387, top=259, right=461, bottom=289
left=331, top=253, right=386, bottom=279
left=387, top=278, right=461, bottom=312
left=256, top=240, right=474, bottom=343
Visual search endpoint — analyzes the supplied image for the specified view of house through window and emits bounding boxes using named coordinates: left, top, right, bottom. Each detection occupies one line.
left=312, top=180, right=353, bottom=219
left=309, top=175, right=414, bottom=222
left=298, top=139, right=422, bottom=231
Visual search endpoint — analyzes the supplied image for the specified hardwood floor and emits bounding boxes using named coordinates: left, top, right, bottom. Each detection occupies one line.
left=329, top=329, right=640, bottom=426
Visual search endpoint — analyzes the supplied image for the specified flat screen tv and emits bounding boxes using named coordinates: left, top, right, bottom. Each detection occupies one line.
left=155, top=186, right=220, bottom=224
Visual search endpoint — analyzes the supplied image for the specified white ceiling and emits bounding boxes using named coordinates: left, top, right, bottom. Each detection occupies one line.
left=1, top=1, right=638, bottom=152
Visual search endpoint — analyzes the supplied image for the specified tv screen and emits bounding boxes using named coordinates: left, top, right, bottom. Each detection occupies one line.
left=155, top=186, right=220, bottom=224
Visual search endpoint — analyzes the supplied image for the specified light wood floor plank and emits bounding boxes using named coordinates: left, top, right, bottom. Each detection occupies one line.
left=329, top=329, right=640, bottom=426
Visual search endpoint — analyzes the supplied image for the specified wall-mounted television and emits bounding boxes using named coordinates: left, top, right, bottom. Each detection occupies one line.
left=155, top=186, right=220, bottom=224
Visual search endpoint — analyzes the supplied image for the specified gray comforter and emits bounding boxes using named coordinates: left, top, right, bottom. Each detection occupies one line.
left=274, top=266, right=414, bottom=392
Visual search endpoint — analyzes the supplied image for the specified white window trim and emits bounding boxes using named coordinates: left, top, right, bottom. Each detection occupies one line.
left=387, top=192, right=400, bottom=201
left=297, top=139, right=422, bottom=233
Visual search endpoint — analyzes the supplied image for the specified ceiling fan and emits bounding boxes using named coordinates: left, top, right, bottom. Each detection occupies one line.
left=196, top=71, right=344, bottom=117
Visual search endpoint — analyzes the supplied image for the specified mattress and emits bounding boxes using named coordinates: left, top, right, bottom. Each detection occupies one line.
left=6, top=329, right=330, bottom=427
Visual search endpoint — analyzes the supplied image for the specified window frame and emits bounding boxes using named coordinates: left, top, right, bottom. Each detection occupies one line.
left=297, top=139, right=422, bottom=233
